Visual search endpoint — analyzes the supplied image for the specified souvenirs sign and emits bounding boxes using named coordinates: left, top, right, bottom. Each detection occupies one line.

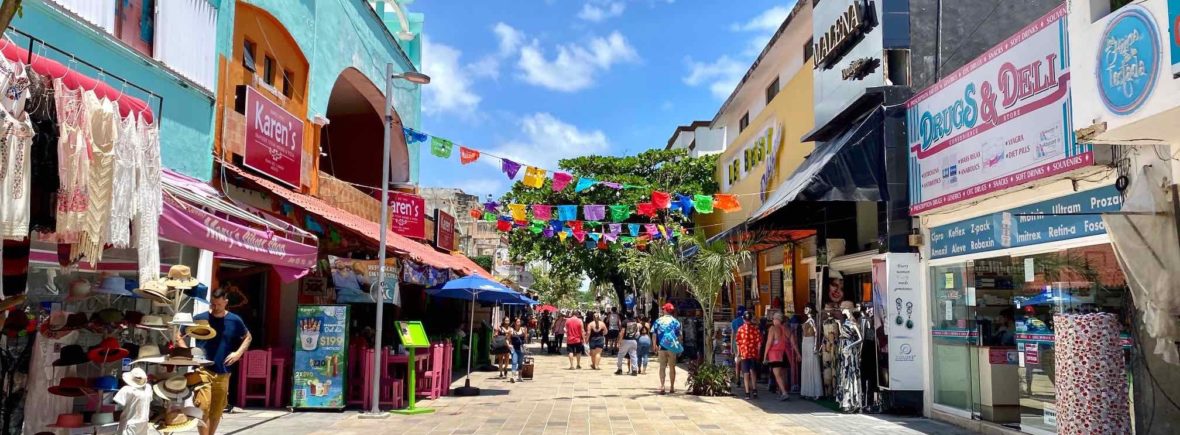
left=908, top=5, right=1083, bottom=214
left=243, top=86, right=304, bottom=188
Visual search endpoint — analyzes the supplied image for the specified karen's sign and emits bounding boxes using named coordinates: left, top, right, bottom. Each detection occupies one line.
left=388, top=192, right=425, bottom=239
left=1098, top=5, right=1162, bottom=116
left=244, top=86, right=305, bottom=188
left=907, top=5, right=1084, bottom=215
left=928, top=185, right=1121, bottom=259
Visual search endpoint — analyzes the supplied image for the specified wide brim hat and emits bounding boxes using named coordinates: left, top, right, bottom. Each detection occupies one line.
left=185, top=320, right=217, bottom=340
left=159, top=347, right=210, bottom=366
left=133, top=280, right=171, bottom=305
left=122, top=367, right=149, bottom=388
left=88, top=337, right=130, bottom=363
left=163, top=265, right=199, bottom=289
left=153, top=374, right=193, bottom=401
left=136, top=315, right=169, bottom=331
left=90, top=412, right=115, bottom=425
left=64, top=279, right=94, bottom=301
left=169, top=312, right=196, bottom=326
left=156, top=412, right=199, bottom=433
left=53, top=344, right=90, bottom=366
left=94, top=276, right=133, bottom=296
left=47, top=377, right=89, bottom=397
left=51, top=312, right=88, bottom=332
left=46, top=413, right=85, bottom=428
left=90, top=375, right=120, bottom=392
left=184, top=283, right=210, bottom=305
left=123, top=310, right=145, bottom=327
left=0, top=294, right=27, bottom=312
left=132, top=344, right=164, bottom=364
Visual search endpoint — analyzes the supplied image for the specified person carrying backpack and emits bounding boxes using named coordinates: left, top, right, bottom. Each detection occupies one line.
left=653, top=303, right=683, bottom=394
left=616, top=314, right=640, bottom=376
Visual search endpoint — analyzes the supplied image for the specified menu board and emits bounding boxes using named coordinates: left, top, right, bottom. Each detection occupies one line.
left=291, top=305, right=349, bottom=409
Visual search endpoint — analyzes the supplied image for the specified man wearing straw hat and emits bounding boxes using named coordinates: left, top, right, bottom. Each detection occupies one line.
left=176, top=288, right=250, bottom=435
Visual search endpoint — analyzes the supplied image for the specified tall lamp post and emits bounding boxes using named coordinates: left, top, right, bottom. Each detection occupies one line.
left=367, top=64, right=430, bottom=417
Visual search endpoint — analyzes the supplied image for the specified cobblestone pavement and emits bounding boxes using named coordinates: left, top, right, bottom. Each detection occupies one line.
left=199, top=343, right=975, bottom=434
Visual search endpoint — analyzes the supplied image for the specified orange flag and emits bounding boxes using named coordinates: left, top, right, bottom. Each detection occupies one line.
left=714, top=194, right=741, bottom=212
left=459, top=147, right=480, bottom=165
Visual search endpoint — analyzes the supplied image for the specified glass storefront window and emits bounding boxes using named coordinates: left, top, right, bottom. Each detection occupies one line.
left=928, top=244, right=1132, bottom=434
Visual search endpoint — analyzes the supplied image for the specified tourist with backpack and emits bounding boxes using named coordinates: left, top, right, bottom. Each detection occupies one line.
left=653, top=303, right=683, bottom=394
left=616, top=314, right=639, bottom=376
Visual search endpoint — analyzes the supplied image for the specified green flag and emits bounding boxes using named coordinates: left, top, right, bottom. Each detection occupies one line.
left=609, top=205, right=631, bottom=222
left=431, top=137, right=454, bottom=158
left=693, top=194, right=714, bottom=214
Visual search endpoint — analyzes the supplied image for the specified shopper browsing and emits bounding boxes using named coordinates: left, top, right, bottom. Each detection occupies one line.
left=178, top=288, right=251, bottom=435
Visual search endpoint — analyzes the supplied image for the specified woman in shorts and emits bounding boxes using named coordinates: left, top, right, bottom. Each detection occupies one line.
left=492, top=317, right=513, bottom=378
left=586, top=312, right=608, bottom=370
left=763, top=312, right=798, bottom=401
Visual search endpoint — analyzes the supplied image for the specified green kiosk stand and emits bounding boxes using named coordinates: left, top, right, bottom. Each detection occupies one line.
left=391, top=321, right=435, bottom=415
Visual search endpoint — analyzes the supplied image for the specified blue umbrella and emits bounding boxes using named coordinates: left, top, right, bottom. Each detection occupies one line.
left=426, top=275, right=526, bottom=395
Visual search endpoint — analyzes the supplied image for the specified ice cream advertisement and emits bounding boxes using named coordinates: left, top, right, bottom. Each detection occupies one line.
left=291, top=305, right=348, bottom=409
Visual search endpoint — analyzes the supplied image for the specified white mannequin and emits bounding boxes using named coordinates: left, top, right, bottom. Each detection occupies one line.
left=841, top=308, right=863, bottom=351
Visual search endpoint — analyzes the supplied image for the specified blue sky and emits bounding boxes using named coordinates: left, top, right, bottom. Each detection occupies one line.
left=412, top=0, right=796, bottom=198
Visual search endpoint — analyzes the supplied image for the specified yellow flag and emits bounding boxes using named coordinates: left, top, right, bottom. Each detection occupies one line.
left=558, top=231, right=568, bottom=242
left=508, top=204, right=527, bottom=221
left=522, top=166, right=547, bottom=188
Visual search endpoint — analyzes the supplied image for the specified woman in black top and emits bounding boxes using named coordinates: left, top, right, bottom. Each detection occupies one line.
left=493, top=318, right=512, bottom=378
left=586, top=313, right=608, bottom=370
left=510, top=318, right=528, bottom=383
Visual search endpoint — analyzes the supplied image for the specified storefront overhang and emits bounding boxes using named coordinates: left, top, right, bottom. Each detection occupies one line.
left=707, top=223, right=815, bottom=252
left=749, top=107, right=888, bottom=223
left=220, top=163, right=487, bottom=277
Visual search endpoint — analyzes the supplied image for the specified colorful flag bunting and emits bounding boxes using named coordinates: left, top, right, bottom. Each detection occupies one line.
left=672, top=194, right=695, bottom=216
left=508, top=204, right=527, bottom=221
left=658, top=225, right=668, bottom=239
left=575, top=178, right=597, bottom=192
left=583, top=205, right=606, bottom=221
left=636, top=202, right=658, bottom=218
left=482, top=212, right=496, bottom=222
left=714, top=194, right=741, bottom=212
left=531, top=205, right=552, bottom=221
left=430, top=137, right=454, bottom=158
left=628, top=224, right=640, bottom=237
left=589, top=233, right=601, bottom=242
left=459, top=146, right=480, bottom=164
left=558, top=231, right=568, bottom=242
left=543, top=226, right=554, bottom=238
left=496, top=220, right=511, bottom=232
left=502, top=159, right=522, bottom=179
left=529, top=220, right=545, bottom=234
left=573, top=231, right=586, bottom=242
left=645, top=224, right=658, bottom=236
left=652, top=191, right=671, bottom=209
left=523, top=166, right=547, bottom=188
left=620, top=236, right=635, bottom=244
left=693, top=195, right=714, bottom=214
left=609, top=205, right=631, bottom=222
left=602, top=182, right=623, bottom=190
left=550, top=220, right=565, bottom=232
left=483, top=201, right=500, bottom=213
left=469, top=209, right=482, bottom=219
left=557, top=205, right=578, bottom=221
left=403, top=127, right=428, bottom=144
left=608, top=223, right=622, bottom=235
left=552, top=172, right=573, bottom=191
left=604, top=233, right=618, bottom=243
left=568, top=221, right=584, bottom=233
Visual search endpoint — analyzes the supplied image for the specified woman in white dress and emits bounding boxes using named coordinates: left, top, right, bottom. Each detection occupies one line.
left=800, top=308, right=824, bottom=399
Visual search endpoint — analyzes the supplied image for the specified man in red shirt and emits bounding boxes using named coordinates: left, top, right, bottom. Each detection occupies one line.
left=735, top=311, right=763, bottom=399
left=565, top=312, right=586, bottom=370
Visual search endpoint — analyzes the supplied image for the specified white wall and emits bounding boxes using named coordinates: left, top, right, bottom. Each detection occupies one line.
left=51, top=0, right=116, bottom=33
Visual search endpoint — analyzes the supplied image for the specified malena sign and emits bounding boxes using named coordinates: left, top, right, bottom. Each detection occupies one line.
left=244, top=86, right=305, bottom=188
left=907, top=5, right=1087, bottom=215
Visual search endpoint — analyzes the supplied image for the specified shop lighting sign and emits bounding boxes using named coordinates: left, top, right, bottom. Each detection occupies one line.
left=1097, top=5, right=1161, bottom=115
left=244, top=86, right=305, bottom=188
left=813, top=0, right=876, bottom=69
left=907, top=5, right=1087, bottom=215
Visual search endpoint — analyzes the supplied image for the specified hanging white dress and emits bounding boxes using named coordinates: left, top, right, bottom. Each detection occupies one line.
left=133, top=114, right=161, bottom=284
left=74, top=92, right=119, bottom=264
left=0, top=100, right=34, bottom=240
left=108, top=113, right=139, bottom=248
left=800, top=318, right=824, bottom=399
left=22, top=329, right=79, bottom=433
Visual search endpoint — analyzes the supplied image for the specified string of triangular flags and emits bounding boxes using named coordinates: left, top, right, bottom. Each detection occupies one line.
left=494, top=214, right=690, bottom=250
left=407, top=127, right=657, bottom=193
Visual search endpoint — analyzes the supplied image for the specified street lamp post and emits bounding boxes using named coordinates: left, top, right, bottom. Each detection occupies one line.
left=366, top=63, right=430, bottom=417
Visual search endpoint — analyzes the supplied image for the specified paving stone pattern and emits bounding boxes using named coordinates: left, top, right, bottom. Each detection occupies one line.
left=194, top=344, right=976, bottom=434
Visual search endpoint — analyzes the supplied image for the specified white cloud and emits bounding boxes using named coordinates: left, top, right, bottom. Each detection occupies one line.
left=493, top=22, right=524, bottom=56
left=730, top=5, right=791, bottom=32
left=683, top=55, right=746, bottom=99
left=491, top=113, right=610, bottom=169
left=578, top=1, right=626, bottom=22
left=517, top=31, right=639, bottom=92
left=421, top=37, right=481, bottom=117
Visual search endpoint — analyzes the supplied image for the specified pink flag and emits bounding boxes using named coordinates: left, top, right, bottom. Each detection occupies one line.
left=552, top=172, right=574, bottom=191
left=531, top=205, right=552, bottom=221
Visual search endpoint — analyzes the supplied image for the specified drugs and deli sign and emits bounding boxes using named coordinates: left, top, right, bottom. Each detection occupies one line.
left=388, top=192, right=425, bottom=239
left=244, top=86, right=304, bottom=188
left=907, top=5, right=1086, bottom=215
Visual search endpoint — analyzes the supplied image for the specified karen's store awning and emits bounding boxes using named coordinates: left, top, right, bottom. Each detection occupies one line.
left=221, top=164, right=488, bottom=277
left=161, top=170, right=318, bottom=282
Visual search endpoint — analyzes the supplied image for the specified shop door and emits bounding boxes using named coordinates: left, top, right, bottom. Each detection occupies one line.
left=929, top=262, right=982, bottom=418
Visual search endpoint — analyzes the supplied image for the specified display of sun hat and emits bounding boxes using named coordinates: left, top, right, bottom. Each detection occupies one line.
left=122, top=367, right=149, bottom=388
left=94, top=276, right=134, bottom=297
left=136, top=315, right=169, bottom=331
left=189, top=347, right=212, bottom=364
left=0, top=294, right=26, bottom=312
left=163, top=265, right=199, bottom=289
left=88, top=337, right=130, bottom=363
left=159, top=346, right=210, bottom=366
left=47, top=377, right=89, bottom=397
left=169, top=312, right=197, bottom=326
left=185, top=320, right=217, bottom=340
left=90, top=412, right=115, bottom=425
left=153, top=374, right=193, bottom=401
left=46, top=413, right=85, bottom=428
left=122, top=310, right=145, bottom=327
left=156, top=409, right=199, bottom=433
left=50, top=312, right=88, bottom=332
left=184, top=283, right=210, bottom=305
left=90, top=375, right=120, bottom=392
left=133, top=280, right=171, bottom=305
left=53, top=344, right=90, bottom=366
left=132, top=344, right=164, bottom=364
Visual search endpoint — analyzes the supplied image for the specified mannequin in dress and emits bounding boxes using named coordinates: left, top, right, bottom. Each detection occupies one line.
left=837, top=308, right=864, bottom=413
left=820, top=305, right=839, bottom=397
left=800, top=308, right=823, bottom=399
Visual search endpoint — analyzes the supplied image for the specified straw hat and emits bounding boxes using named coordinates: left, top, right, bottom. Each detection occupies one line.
left=169, top=312, right=197, bottom=326
left=163, top=265, right=198, bottom=289
left=132, top=344, right=164, bottom=364
left=122, top=367, right=149, bottom=389
left=158, top=347, right=211, bottom=366
left=133, top=280, right=171, bottom=305
left=153, top=374, right=192, bottom=401
left=0, top=294, right=26, bottom=312
left=185, top=320, right=217, bottom=340
left=155, top=409, right=199, bottom=433
left=136, top=315, right=169, bottom=331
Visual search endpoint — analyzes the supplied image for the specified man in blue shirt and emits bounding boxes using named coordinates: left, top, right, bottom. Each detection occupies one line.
left=731, top=306, right=746, bottom=386
left=179, top=288, right=251, bottom=435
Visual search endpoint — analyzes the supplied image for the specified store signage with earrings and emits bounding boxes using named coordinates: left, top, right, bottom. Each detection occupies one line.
left=880, top=253, right=923, bottom=391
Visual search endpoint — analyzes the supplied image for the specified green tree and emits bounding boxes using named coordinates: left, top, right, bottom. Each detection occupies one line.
left=528, top=262, right=582, bottom=306
left=500, top=149, right=718, bottom=307
left=641, top=232, right=750, bottom=359
left=471, top=255, right=494, bottom=272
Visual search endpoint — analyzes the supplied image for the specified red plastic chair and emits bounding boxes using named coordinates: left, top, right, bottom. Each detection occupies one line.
left=416, top=344, right=445, bottom=400
left=237, top=349, right=273, bottom=408
left=346, top=345, right=369, bottom=408
left=358, top=349, right=403, bottom=410
left=441, top=340, right=453, bottom=396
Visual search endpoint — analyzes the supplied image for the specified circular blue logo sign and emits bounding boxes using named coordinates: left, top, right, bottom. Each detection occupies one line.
left=1097, top=6, right=1161, bottom=116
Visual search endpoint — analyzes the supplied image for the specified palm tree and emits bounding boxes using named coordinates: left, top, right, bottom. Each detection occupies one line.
left=641, top=232, right=750, bottom=359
